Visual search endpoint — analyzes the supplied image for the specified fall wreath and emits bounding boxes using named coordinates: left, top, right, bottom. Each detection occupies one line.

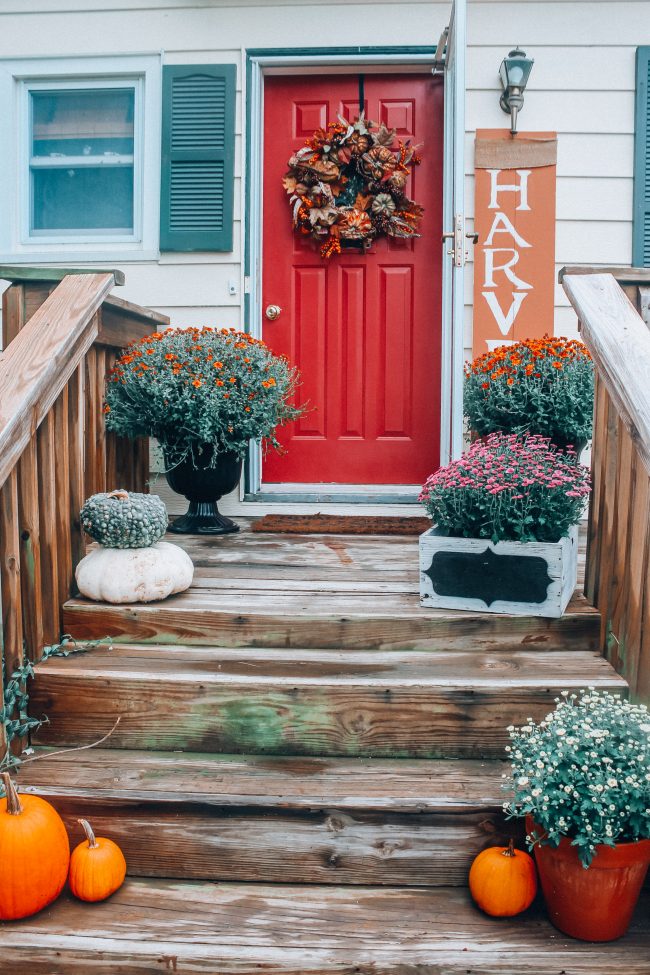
left=283, top=113, right=423, bottom=258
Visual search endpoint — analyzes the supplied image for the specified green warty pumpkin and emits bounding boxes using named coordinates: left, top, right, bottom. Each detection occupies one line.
left=80, top=490, right=168, bottom=549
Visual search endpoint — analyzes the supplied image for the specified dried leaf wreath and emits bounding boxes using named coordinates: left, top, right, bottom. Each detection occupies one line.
left=283, top=113, right=424, bottom=258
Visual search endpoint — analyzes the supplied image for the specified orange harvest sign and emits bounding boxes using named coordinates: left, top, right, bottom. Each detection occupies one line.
left=473, top=129, right=557, bottom=356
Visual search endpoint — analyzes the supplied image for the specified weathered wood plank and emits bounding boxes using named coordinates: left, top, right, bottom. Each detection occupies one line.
left=1, top=881, right=649, bottom=974
left=585, top=373, right=608, bottom=604
left=84, top=344, right=101, bottom=500
left=0, top=264, right=125, bottom=285
left=596, top=392, right=621, bottom=653
left=0, top=467, right=23, bottom=678
left=18, top=750, right=515, bottom=887
left=17, top=439, right=44, bottom=660
left=67, top=362, right=86, bottom=573
left=30, top=646, right=624, bottom=757
left=98, top=294, right=169, bottom=349
left=54, top=387, right=74, bottom=609
left=132, top=436, right=150, bottom=494
left=607, top=420, right=635, bottom=676
left=0, top=273, right=115, bottom=487
left=36, top=410, right=61, bottom=650
left=63, top=589, right=599, bottom=651
left=18, top=750, right=508, bottom=812
left=563, top=273, right=650, bottom=474
left=1, top=282, right=24, bottom=347
left=22, top=282, right=55, bottom=324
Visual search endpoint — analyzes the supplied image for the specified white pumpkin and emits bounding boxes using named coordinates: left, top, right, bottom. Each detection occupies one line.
left=76, top=541, right=194, bottom=604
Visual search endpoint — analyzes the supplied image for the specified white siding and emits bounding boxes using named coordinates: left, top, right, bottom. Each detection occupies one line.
left=0, top=0, right=640, bottom=348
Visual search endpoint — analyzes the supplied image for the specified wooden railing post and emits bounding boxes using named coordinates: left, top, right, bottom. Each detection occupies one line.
left=562, top=272, right=650, bottom=704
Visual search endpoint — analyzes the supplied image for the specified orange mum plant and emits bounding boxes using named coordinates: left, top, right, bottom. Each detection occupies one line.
left=105, top=327, right=304, bottom=468
left=464, top=336, right=594, bottom=452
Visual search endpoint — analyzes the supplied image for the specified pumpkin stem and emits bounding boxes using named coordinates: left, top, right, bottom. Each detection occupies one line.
left=502, top=838, right=516, bottom=858
left=107, top=489, right=129, bottom=501
left=1, top=772, right=23, bottom=815
left=78, top=818, right=99, bottom=849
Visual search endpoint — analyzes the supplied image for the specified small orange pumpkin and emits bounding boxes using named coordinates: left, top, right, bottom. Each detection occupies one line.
left=0, top=771, right=70, bottom=920
left=469, top=838, right=537, bottom=917
left=68, top=818, right=127, bottom=902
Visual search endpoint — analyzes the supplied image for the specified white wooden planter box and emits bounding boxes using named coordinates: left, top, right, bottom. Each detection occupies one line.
left=419, top=525, right=579, bottom=618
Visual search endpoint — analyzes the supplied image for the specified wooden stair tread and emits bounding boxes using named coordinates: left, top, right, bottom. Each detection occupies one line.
left=31, top=647, right=625, bottom=758
left=2, top=880, right=649, bottom=973
left=63, top=590, right=599, bottom=651
left=16, top=751, right=515, bottom=886
left=18, top=749, right=509, bottom=811
left=34, top=643, right=621, bottom=684
left=63, top=523, right=597, bottom=651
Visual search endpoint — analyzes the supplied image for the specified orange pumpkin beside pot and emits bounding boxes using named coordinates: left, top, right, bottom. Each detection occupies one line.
left=69, top=819, right=127, bottom=902
left=469, top=838, right=537, bottom=917
left=0, top=772, right=70, bottom=920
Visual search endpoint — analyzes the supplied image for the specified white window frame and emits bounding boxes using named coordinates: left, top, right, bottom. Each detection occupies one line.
left=0, top=54, right=161, bottom=262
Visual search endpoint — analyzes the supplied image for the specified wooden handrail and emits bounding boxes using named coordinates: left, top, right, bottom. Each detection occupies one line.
left=563, top=273, right=650, bottom=475
left=0, top=269, right=167, bottom=763
left=562, top=271, right=650, bottom=704
left=0, top=273, right=114, bottom=488
left=559, top=265, right=650, bottom=324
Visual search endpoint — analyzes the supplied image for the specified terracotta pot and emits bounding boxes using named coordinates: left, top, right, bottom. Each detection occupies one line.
left=527, top=816, right=650, bottom=941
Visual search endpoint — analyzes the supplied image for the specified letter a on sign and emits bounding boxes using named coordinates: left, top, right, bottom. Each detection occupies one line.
left=472, top=130, right=557, bottom=356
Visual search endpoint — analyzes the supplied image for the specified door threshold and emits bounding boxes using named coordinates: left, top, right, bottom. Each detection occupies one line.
left=246, top=484, right=421, bottom=504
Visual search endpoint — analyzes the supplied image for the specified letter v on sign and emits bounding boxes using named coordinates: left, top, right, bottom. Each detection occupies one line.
left=481, top=291, right=528, bottom=336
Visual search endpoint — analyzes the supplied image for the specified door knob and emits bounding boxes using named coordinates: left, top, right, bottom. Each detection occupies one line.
left=265, top=304, right=282, bottom=321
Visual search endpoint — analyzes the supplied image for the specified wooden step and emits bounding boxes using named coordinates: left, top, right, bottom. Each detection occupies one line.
left=63, top=586, right=599, bottom=651
left=31, top=644, right=625, bottom=758
left=2, top=879, right=648, bottom=973
left=16, top=750, right=516, bottom=887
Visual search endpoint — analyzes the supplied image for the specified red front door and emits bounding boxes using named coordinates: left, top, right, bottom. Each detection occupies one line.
left=262, top=73, right=443, bottom=485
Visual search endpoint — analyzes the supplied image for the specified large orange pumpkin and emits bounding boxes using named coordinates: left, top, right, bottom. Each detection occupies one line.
left=469, top=838, right=537, bottom=917
left=69, top=818, right=127, bottom=902
left=0, top=771, right=70, bottom=920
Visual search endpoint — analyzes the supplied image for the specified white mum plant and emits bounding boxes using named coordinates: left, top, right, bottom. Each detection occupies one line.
left=504, top=689, right=650, bottom=867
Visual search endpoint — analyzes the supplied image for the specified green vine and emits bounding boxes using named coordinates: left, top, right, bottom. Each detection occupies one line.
left=1, top=635, right=113, bottom=774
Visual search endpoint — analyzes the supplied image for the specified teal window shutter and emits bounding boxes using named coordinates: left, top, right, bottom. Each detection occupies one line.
left=633, top=47, right=650, bottom=266
left=160, top=64, right=236, bottom=252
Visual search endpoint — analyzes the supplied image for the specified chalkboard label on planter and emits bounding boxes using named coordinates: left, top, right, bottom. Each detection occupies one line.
left=418, top=526, right=579, bottom=618
left=424, top=547, right=552, bottom=607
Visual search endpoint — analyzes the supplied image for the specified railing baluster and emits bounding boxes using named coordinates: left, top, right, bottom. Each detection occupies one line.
left=105, top=348, right=119, bottom=491
left=84, top=345, right=99, bottom=498
left=17, top=439, right=44, bottom=660
left=54, top=387, right=73, bottom=608
left=68, top=362, right=86, bottom=574
left=0, top=468, right=23, bottom=677
left=36, top=410, right=61, bottom=653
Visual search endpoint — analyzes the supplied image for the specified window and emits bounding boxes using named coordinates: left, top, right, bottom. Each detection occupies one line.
left=0, top=56, right=161, bottom=261
left=29, top=83, right=139, bottom=239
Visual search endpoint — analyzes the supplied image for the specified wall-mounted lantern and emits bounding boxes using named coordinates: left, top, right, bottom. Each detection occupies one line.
left=499, top=48, right=534, bottom=135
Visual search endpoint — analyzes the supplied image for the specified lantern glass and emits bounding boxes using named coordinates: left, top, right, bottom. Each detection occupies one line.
left=500, top=49, right=534, bottom=92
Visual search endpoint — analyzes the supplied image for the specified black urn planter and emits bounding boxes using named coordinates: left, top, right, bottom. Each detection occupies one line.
left=164, top=445, right=242, bottom=535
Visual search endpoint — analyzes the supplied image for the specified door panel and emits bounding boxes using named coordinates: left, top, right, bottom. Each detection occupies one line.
left=262, top=73, right=443, bottom=485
